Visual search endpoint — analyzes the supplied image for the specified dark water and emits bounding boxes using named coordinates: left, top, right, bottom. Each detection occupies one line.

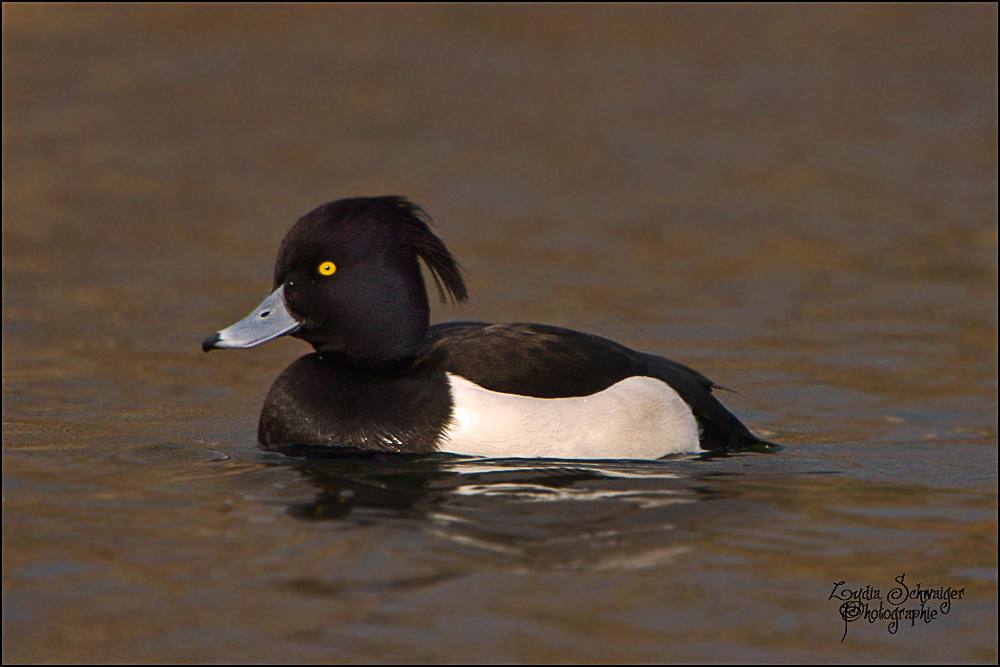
left=3, top=5, right=997, bottom=662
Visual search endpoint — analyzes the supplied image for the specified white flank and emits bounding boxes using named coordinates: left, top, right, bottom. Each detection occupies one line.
left=439, top=373, right=701, bottom=460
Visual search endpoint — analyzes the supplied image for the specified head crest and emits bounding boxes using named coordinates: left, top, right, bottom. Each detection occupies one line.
left=385, top=197, right=468, bottom=304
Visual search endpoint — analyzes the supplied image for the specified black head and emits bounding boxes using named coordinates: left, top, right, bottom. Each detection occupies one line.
left=203, top=196, right=466, bottom=365
left=277, top=197, right=467, bottom=363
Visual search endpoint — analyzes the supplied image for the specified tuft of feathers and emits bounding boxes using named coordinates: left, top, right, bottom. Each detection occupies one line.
left=385, top=196, right=468, bottom=305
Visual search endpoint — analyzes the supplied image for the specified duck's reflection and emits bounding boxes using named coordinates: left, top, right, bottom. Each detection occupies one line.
left=275, top=450, right=617, bottom=521
left=271, top=450, right=734, bottom=520
left=268, top=450, right=763, bottom=570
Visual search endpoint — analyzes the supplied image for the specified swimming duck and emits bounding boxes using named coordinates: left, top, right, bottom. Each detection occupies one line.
left=203, top=196, right=767, bottom=459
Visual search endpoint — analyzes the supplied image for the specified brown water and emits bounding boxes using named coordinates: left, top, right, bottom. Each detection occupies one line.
left=3, top=4, right=997, bottom=663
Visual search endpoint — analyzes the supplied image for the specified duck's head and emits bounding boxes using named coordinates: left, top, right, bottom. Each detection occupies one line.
left=202, top=196, right=467, bottom=365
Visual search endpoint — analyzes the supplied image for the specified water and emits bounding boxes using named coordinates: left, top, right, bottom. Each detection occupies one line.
left=3, top=4, right=997, bottom=662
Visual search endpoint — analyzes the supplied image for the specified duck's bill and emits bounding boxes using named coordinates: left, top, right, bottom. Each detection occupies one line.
left=202, top=285, right=301, bottom=352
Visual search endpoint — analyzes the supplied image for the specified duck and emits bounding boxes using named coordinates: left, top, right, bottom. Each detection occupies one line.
left=202, top=196, right=769, bottom=459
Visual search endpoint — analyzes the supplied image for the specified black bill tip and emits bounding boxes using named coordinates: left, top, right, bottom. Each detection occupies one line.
left=202, top=332, right=221, bottom=353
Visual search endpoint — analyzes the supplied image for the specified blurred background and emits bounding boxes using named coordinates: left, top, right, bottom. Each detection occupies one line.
left=3, top=4, right=997, bottom=663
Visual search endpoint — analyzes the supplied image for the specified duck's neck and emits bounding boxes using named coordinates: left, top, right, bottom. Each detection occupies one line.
left=299, top=279, right=430, bottom=367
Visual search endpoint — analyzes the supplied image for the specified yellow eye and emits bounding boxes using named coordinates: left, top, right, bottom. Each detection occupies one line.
left=318, top=261, right=337, bottom=276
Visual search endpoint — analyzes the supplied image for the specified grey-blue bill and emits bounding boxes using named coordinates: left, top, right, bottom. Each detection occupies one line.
left=202, top=284, right=300, bottom=352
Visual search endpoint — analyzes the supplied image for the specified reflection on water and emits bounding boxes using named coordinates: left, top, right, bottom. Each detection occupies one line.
left=3, top=3, right=997, bottom=663
left=283, top=456, right=714, bottom=570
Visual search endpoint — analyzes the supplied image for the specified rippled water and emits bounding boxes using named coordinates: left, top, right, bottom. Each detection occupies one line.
left=3, top=5, right=997, bottom=662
